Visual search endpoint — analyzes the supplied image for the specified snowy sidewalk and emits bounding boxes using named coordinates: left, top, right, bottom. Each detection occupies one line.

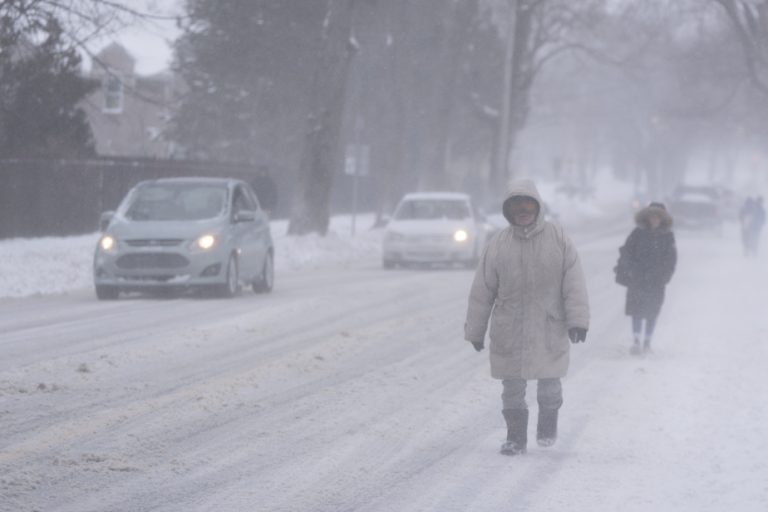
left=539, top=228, right=768, bottom=511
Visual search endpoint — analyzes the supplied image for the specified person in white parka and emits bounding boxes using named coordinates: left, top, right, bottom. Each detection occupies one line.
left=464, top=179, right=590, bottom=455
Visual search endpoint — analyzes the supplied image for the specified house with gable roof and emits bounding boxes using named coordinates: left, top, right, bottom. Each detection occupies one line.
left=83, top=42, right=180, bottom=158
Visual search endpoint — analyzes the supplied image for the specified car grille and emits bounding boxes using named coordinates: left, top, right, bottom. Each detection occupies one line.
left=125, top=239, right=184, bottom=247
left=116, top=253, right=190, bottom=269
left=120, top=275, right=178, bottom=282
left=406, top=234, right=451, bottom=243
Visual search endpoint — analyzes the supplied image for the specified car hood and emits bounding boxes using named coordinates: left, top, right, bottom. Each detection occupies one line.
left=107, top=216, right=227, bottom=240
left=386, top=218, right=475, bottom=235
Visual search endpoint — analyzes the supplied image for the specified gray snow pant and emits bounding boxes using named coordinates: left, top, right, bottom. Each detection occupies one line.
left=501, top=378, right=563, bottom=411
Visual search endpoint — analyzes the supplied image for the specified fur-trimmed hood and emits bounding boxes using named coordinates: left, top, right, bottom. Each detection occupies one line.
left=635, top=205, right=673, bottom=232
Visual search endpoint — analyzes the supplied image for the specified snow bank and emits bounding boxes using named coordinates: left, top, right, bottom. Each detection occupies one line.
left=0, top=214, right=385, bottom=299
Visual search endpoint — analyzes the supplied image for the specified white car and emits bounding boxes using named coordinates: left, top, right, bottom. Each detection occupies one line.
left=382, top=192, right=485, bottom=268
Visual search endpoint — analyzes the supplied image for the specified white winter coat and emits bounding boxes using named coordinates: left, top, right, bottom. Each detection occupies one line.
left=464, top=180, right=590, bottom=379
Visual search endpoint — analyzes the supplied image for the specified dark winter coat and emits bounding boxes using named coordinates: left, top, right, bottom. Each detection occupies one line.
left=251, top=173, right=277, bottom=212
left=619, top=206, right=677, bottom=318
left=464, top=180, right=590, bottom=380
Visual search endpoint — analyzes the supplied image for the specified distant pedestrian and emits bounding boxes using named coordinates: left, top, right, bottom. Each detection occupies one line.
left=614, top=202, right=677, bottom=354
left=251, top=164, right=277, bottom=215
left=753, top=197, right=766, bottom=254
left=739, top=197, right=755, bottom=255
left=740, top=196, right=765, bottom=256
left=465, top=179, right=590, bottom=456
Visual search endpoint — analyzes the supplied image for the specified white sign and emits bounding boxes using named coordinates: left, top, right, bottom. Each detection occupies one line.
left=344, top=144, right=370, bottom=176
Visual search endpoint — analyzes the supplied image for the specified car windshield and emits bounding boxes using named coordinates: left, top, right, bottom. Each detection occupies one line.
left=675, top=186, right=719, bottom=200
left=676, top=193, right=716, bottom=204
left=394, top=199, right=470, bottom=220
left=121, top=183, right=228, bottom=221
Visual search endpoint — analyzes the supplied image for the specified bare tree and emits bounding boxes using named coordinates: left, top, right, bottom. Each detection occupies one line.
left=714, top=0, right=768, bottom=96
left=0, top=0, right=178, bottom=56
left=534, top=0, right=750, bottom=194
left=468, top=0, right=607, bottom=193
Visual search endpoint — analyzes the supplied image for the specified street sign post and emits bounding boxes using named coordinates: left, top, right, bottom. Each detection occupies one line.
left=345, top=143, right=369, bottom=235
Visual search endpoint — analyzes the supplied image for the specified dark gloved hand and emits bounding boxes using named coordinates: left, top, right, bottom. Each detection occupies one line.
left=568, top=327, right=587, bottom=344
left=471, top=341, right=485, bottom=352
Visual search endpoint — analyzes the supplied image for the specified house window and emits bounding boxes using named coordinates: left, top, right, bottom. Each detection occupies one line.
left=103, top=75, right=123, bottom=113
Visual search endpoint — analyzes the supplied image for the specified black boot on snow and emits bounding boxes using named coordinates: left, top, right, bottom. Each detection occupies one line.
left=500, top=409, right=528, bottom=455
left=537, top=408, right=558, bottom=447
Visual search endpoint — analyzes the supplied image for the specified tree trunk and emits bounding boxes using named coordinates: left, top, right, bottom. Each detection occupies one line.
left=374, top=0, right=410, bottom=222
left=288, top=0, right=357, bottom=235
left=423, top=0, right=479, bottom=191
left=501, top=0, right=535, bottom=188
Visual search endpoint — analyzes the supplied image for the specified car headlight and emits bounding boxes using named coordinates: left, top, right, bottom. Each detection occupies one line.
left=453, top=230, right=469, bottom=242
left=99, top=235, right=116, bottom=252
left=195, top=234, right=217, bottom=250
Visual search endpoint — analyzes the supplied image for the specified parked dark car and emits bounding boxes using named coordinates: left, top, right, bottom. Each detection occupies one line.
left=93, top=177, right=274, bottom=300
left=667, top=185, right=723, bottom=231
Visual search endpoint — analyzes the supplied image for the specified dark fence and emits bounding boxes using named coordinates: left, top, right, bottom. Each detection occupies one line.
left=0, top=157, right=374, bottom=239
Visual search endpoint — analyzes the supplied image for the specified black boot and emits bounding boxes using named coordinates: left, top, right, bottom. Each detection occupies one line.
left=537, top=408, right=558, bottom=447
left=500, top=409, right=528, bottom=455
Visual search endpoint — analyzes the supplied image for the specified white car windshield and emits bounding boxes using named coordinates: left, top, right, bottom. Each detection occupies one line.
left=394, top=199, right=471, bottom=220
left=121, top=183, right=228, bottom=221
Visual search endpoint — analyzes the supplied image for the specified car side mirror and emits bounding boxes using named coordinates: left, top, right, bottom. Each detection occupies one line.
left=234, top=210, right=256, bottom=223
left=372, top=214, right=391, bottom=228
left=99, top=211, right=115, bottom=232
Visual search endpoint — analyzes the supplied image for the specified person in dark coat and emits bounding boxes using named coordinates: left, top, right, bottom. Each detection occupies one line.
left=251, top=164, right=278, bottom=215
left=740, top=196, right=766, bottom=256
left=753, top=196, right=767, bottom=255
left=617, top=202, right=677, bottom=354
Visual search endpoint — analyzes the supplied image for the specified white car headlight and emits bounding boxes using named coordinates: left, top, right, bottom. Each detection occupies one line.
left=99, top=235, right=116, bottom=252
left=453, top=230, right=469, bottom=242
left=195, top=234, right=217, bottom=250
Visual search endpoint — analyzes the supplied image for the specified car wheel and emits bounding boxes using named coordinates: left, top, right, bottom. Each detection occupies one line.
left=382, top=259, right=395, bottom=269
left=95, top=285, right=119, bottom=301
left=252, top=251, right=274, bottom=293
left=219, top=254, right=240, bottom=298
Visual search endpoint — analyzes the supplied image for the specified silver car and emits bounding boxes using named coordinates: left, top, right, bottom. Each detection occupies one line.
left=93, top=177, right=274, bottom=300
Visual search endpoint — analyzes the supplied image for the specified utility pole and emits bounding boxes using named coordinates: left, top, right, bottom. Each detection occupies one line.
left=495, top=0, right=517, bottom=191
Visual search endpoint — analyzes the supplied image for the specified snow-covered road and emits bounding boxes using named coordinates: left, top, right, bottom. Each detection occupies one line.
left=2, top=223, right=767, bottom=512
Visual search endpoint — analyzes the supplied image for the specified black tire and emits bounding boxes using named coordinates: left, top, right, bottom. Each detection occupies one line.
left=252, top=251, right=274, bottom=293
left=95, top=285, right=119, bottom=300
left=218, top=254, right=240, bottom=298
